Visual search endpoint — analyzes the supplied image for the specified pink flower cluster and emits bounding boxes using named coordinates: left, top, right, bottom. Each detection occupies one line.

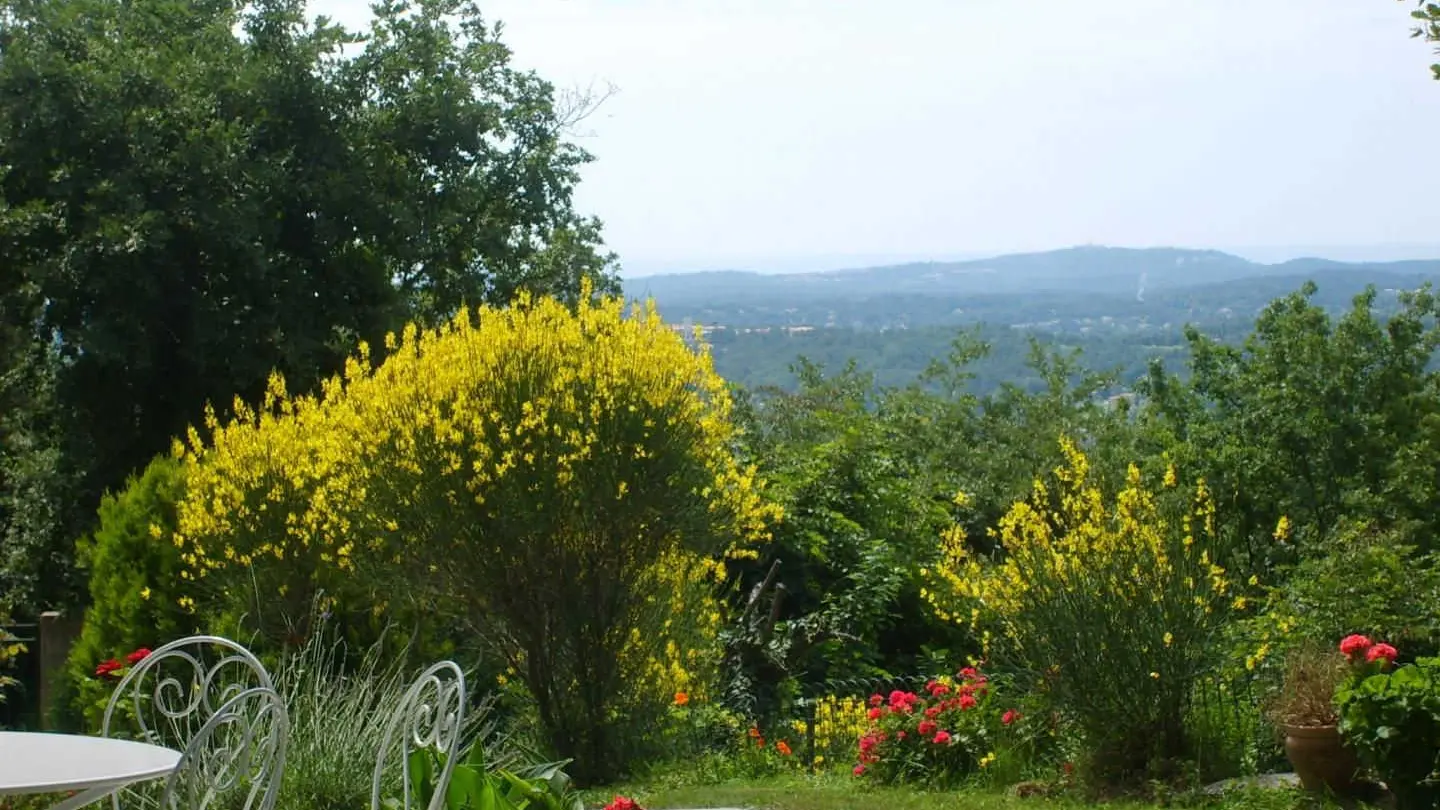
left=1340, top=634, right=1398, bottom=667
left=852, top=665, right=1020, bottom=779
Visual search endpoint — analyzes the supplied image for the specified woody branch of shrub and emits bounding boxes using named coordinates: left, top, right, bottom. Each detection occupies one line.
left=172, top=286, right=780, bottom=783
left=922, top=438, right=1242, bottom=784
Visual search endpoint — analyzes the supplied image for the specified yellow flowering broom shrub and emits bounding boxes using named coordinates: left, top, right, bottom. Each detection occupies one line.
left=923, top=438, right=1233, bottom=783
left=175, top=287, right=779, bottom=780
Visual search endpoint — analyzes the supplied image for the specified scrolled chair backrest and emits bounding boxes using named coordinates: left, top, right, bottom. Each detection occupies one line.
left=103, top=635, right=276, bottom=748
left=160, top=686, right=289, bottom=810
left=102, top=635, right=280, bottom=810
left=371, top=661, right=467, bottom=810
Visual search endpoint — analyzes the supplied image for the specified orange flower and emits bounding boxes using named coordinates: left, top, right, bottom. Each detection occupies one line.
left=748, top=727, right=761, bottom=739
left=775, top=740, right=792, bottom=756
left=673, top=691, right=690, bottom=707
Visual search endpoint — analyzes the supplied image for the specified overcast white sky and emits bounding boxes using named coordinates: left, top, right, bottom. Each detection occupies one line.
left=309, top=0, right=1440, bottom=275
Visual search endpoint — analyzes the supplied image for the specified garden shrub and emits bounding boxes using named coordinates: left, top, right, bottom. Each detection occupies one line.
left=1233, top=521, right=1440, bottom=684
left=58, top=455, right=196, bottom=730
left=923, top=438, right=1239, bottom=785
left=851, top=666, right=1031, bottom=787
left=1336, top=640, right=1440, bottom=810
left=173, top=288, right=780, bottom=782
left=727, top=364, right=960, bottom=719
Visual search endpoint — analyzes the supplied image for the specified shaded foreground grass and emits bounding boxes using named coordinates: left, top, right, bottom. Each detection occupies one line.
left=579, top=774, right=1341, bottom=810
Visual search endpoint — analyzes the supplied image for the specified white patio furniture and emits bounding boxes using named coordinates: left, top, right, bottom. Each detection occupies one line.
left=0, top=731, right=181, bottom=810
left=371, top=661, right=466, bottom=810
left=155, top=686, right=287, bottom=810
left=101, top=635, right=287, bottom=810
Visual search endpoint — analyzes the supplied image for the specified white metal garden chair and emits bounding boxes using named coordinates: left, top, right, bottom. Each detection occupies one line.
left=153, top=686, right=288, bottom=810
left=370, top=661, right=467, bottom=810
left=102, top=635, right=288, bottom=810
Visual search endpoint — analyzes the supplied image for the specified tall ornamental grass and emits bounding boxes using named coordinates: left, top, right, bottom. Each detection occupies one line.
left=274, top=627, right=500, bottom=810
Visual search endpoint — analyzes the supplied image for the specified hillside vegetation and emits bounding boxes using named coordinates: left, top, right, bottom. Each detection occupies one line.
left=625, top=248, right=1440, bottom=392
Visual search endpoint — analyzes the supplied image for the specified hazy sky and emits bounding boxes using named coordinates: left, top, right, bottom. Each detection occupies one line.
left=309, top=0, right=1440, bottom=275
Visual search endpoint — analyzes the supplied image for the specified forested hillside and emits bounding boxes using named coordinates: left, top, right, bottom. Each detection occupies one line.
left=629, top=251, right=1440, bottom=392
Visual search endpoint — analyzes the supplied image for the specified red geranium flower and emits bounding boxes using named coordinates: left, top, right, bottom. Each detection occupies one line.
left=94, top=658, right=123, bottom=679
left=867, top=707, right=884, bottom=721
left=959, top=693, right=978, bottom=710
left=917, top=719, right=937, bottom=736
left=125, top=648, right=152, bottom=665
left=1002, top=709, right=1022, bottom=726
left=603, top=796, right=640, bottom=810
left=932, top=730, right=952, bottom=745
left=887, top=690, right=919, bottom=713
left=869, top=694, right=884, bottom=708
left=1366, top=642, right=1398, bottom=666
left=1339, top=634, right=1374, bottom=660
left=853, top=764, right=866, bottom=777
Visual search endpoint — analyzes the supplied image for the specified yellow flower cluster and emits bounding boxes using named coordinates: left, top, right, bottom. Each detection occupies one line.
left=788, top=695, right=869, bottom=766
left=622, top=548, right=728, bottom=703
left=173, top=285, right=781, bottom=673
left=923, top=437, right=1231, bottom=653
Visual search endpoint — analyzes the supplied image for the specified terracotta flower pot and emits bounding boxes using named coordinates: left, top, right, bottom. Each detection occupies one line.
left=1283, top=724, right=1359, bottom=796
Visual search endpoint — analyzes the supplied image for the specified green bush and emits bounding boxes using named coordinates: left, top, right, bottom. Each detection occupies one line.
left=1337, top=655, right=1440, bottom=810
left=727, top=363, right=960, bottom=720
left=58, top=455, right=196, bottom=729
left=1231, top=521, right=1440, bottom=689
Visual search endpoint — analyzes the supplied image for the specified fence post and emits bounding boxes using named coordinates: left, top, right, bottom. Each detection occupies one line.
left=38, top=611, right=80, bottom=730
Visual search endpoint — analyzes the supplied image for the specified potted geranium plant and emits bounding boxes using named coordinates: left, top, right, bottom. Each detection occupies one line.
left=1264, top=640, right=1360, bottom=796
left=1335, top=637, right=1439, bottom=810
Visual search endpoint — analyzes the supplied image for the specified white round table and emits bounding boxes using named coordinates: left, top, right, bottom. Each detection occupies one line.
left=0, top=732, right=180, bottom=810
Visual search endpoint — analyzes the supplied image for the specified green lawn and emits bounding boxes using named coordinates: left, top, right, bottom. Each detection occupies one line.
left=583, top=775, right=1322, bottom=810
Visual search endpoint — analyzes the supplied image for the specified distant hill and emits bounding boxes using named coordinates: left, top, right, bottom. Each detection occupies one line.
left=624, top=246, right=1440, bottom=331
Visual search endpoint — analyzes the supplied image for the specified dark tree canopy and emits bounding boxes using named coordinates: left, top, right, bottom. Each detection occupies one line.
left=0, top=0, right=618, bottom=609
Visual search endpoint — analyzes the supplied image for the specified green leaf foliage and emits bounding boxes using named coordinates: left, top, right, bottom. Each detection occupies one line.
left=55, top=454, right=195, bottom=729
left=1407, top=0, right=1440, bottom=79
left=727, top=360, right=960, bottom=715
left=1140, top=284, right=1440, bottom=576
left=1337, top=656, right=1440, bottom=809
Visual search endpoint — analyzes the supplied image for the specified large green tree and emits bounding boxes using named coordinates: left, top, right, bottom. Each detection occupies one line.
left=1140, top=283, right=1440, bottom=576
left=0, top=0, right=617, bottom=610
